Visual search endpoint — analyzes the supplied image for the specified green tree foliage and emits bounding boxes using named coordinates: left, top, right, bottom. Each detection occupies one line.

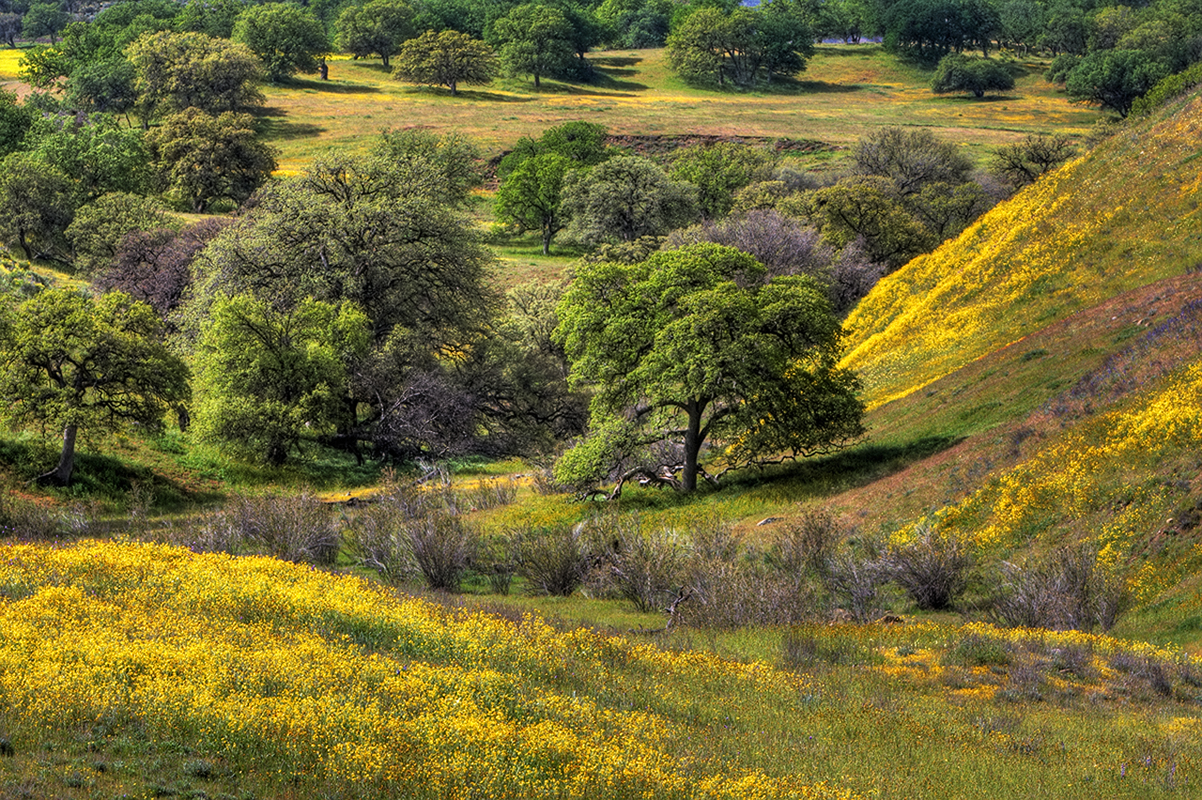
left=393, top=29, right=497, bottom=95
left=931, top=53, right=1015, bottom=98
left=667, top=4, right=814, bottom=88
left=374, top=127, right=483, bottom=205
left=597, top=0, right=671, bottom=48
left=0, top=88, right=31, bottom=158
left=64, top=57, right=139, bottom=117
left=669, top=142, right=775, bottom=219
left=1039, top=6, right=1088, bottom=55
left=0, top=152, right=77, bottom=262
left=66, top=192, right=175, bottom=275
left=853, top=126, right=973, bottom=196
left=988, top=133, right=1077, bottom=188
left=553, top=243, right=864, bottom=495
left=193, top=151, right=495, bottom=348
left=232, top=3, right=328, bottom=83
left=193, top=293, right=370, bottom=465
left=488, top=3, right=575, bottom=87
left=22, top=2, right=68, bottom=44
left=24, top=113, right=151, bottom=199
left=497, top=120, right=611, bottom=178
left=177, top=0, right=251, bottom=39
left=126, top=31, right=264, bottom=125
left=797, top=176, right=936, bottom=270
left=495, top=152, right=573, bottom=254
left=0, top=288, right=189, bottom=485
left=1064, top=48, right=1170, bottom=117
left=335, top=0, right=416, bottom=69
left=146, top=108, right=277, bottom=212
left=883, top=0, right=1000, bottom=60
left=561, top=154, right=699, bottom=244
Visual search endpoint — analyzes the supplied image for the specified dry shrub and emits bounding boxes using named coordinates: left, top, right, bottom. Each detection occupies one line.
left=826, top=542, right=889, bottom=623
left=344, top=478, right=478, bottom=591
left=770, top=508, right=844, bottom=582
left=989, top=542, right=1130, bottom=631
left=223, top=493, right=340, bottom=566
left=884, top=523, right=973, bottom=611
left=457, top=477, right=518, bottom=512
left=678, top=517, right=814, bottom=628
left=585, top=514, right=687, bottom=613
left=513, top=524, right=591, bottom=596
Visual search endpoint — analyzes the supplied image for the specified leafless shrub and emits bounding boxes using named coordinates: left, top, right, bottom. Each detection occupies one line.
left=826, top=542, right=889, bottom=623
left=457, top=477, right=518, bottom=512
left=770, top=508, right=846, bottom=583
left=884, top=524, right=973, bottom=611
left=513, top=524, right=591, bottom=596
left=989, top=542, right=1131, bottom=631
left=1107, top=651, right=1174, bottom=698
left=344, top=476, right=477, bottom=590
left=478, top=535, right=517, bottom=595
left=223, top=493, right=340, bottom=566
left=679, top=518, right=815, bottom=628
left=665, top=210, right=834, bottom=281
left=406, top=512, right=478, bottom=592
left=586, top=514, right=687, bottom=613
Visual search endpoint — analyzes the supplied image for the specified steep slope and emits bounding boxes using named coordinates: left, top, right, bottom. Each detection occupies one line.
left=841, top=91, right=1202, bottom=408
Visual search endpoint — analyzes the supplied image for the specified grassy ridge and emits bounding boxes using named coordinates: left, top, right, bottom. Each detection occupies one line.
left=841, top=93, right=1202, bottom=408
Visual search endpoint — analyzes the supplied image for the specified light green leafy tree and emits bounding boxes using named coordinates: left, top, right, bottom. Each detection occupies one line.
left=232, top=3, right=328, bottom=83
left=669, top=142, right=775, bottom=219
left=561, top=154, right=699, bottom=244
left=494, top=152, right=572, bottom=255
left=0, top=288, right=190, bottom=486
left=553, top=243, right=864, bottom=496
left=193, top=293, right=370, bottom=465
left=0, top=152, right=77, bottom=262
left=126, top=31, right=265, bottom=125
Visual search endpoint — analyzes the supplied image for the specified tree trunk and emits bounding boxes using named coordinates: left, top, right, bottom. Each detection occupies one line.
left=38, top=423, right=77, bottom=486
left=542, top=227, right=552, bottom=255
left=319, top=58, right=329, bottom=79
left=681, top=400, right=703, bottom=493
left=534, top=72, right=541, bottom=88
left=449, top=80, right=457, bottom=96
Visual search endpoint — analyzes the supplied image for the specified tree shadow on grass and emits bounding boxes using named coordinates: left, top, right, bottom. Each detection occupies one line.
left=609, top=434, right=965, bottom=512
left=274, top=76, right=383, bottom=94
left=793, top=79, right=865, bottom=94
left=253, top=111, right=325, bottom=140
left=520, top=80, right=641, bottom=97
left=401, top=86, right=538, bottom=102
left=932, top=93, right=1024, bottom=104
left=590, top=55, right=643, bottom=69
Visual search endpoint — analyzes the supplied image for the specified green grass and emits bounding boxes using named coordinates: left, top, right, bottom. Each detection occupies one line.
left=259, top=46, right=1103, bottom=172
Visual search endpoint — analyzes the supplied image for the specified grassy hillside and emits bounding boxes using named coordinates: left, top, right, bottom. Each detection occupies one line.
left=247, top=45, right=1097, bottom=171
left=841, top=92, right=1202, bottom=408
left=2, top=540, right=1199, bottom=800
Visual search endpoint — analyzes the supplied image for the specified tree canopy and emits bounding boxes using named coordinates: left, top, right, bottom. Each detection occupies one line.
left=931, top=53, right=1015, bottom=98
left=232, top=2, right=328, bottom=83
left=0, top=288, right=189, bottom=485
left=488, top=3, right=575, bottom=88
left=335, top=0, right=416, bottom=69
left=561, top=154, right=699, bottom=244
left=393, top=29, right=497, bottom=95
left=554, top=243, right=864, bottom=496
left=666, top=4, right=814, bottom=88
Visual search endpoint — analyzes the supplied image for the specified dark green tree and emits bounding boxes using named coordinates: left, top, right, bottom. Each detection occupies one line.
left=24, top=113, right=151, bottom=200
left=667, top=4, right=814, bottom=88
left=393, top=29, right=497, bottom=95
left=931, top=53, right=1015, bottom=98
left=0, top=12, right=22, bottom=47
left=232, top=3, right=328, bottom=83
left=0, top=288, right=189, bottom=485
left=0, top=152, right=77, bottom=262
left=146, top=108, right=277, bottom=212
left=1064, top=48, right=1169, bottom=117
left=488, top=3, right=575, bottom=88
left=797, top=176, right=936, bottom=269
left=0, top=88, right=31, bottom=158
left=335, top=0, right=416, bottom=68
left=853, top=126, right=973, bottom=196
left=988, top=133, right=1076, bottom=189
left=177, top=0, right=250, bottom=39
left=553, top=243, right=864, bottom=495
left=21, top=2, right=68, bottom=44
